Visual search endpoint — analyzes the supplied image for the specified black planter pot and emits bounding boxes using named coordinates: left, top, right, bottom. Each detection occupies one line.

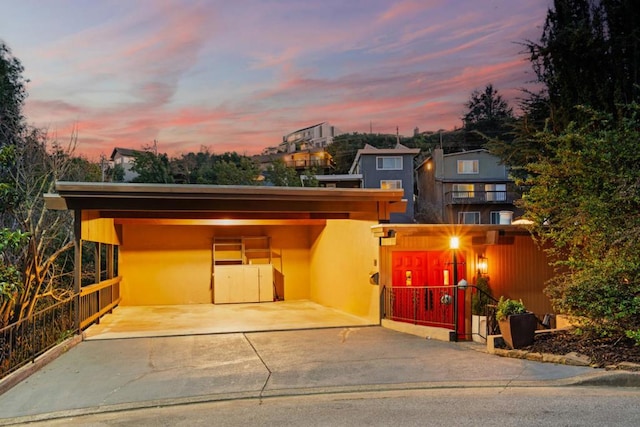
left=498, top=312, right=537, bottom=349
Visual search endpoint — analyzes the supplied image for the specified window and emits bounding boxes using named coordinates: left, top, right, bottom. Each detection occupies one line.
left=377, top=156, right=403, bottom=170
left=380, top=180, right=402, bottom=190
left=485, top=184, right=506, bottom=201
left=457, top=159, right=479, bottom=174
left=452, top=183, right=475, bottom=198
left=490, top=211, right=501, bottom=224
left=458, top=211, right=481, bottom=224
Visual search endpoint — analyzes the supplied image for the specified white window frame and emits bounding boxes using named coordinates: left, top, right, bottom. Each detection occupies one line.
left=380, top=180, right=402, bottom=190
left=452, top=183, right=475, bottom=198
left=376, top=156, right=403, bottom=170
left=458, top=211, right=481, bottom=224
left=485, top=183, right=506, bottom=201
left=457, top=159, right=479, bottom=174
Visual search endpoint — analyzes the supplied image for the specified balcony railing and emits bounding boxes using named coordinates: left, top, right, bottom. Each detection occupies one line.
left=445, top=191, right=518, bottom=205
left=284, top=159, right=334, bottom=170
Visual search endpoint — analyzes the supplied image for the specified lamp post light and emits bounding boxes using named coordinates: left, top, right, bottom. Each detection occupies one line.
left=450, top=236, right=459, bottom=342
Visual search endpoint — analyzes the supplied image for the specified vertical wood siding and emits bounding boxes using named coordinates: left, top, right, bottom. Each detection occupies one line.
left=379, top=230, right=555, bottom=319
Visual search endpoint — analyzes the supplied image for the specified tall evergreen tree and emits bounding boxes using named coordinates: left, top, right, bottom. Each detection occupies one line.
left=0, top=42, right=27, bottom=148
left=462, top=84, right=514, bottom=148
left=527, top=0, right=640, bottom=129
left=491, top=0, right=640, bottom=177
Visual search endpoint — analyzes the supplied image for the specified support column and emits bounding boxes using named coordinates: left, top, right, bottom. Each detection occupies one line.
left=73, top=209, right=82, bottom=332
left=106, top=244, right=114, bottom=279
left=94, top=242, right=101, bottom=284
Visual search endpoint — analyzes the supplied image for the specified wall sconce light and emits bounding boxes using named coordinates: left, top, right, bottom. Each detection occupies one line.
left=380, top=229, right=397, bottom=246
left=477, top=255, right=488, bottom=276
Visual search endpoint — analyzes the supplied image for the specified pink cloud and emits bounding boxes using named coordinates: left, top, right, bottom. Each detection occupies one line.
left=376, top=0, right=441, bottom=23
left=10, top=0, right=550, bottom=160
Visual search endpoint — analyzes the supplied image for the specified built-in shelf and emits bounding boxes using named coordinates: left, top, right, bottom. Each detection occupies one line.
left=212, top=236, right=284, bottom=302
left=213, top=236, right=277, bottom=266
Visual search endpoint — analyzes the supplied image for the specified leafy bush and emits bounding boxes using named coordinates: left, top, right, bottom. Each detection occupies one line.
left=0, top=228, right=29, bottom=304
left=495, top=297, right=526, bottom=322
left=546, top=254, right=640, bottom=339
left=472, top=276, right=492, bottom=315
left=522, top=106, right=640, bottom=342
left=626, top=330, right=640, bottom=346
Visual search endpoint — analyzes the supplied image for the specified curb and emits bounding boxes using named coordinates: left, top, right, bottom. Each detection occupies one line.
left=2, top=373, right=639, bottom=426
left=559, top=370, right=640, bottom=387
left=0, top=376, right=620, bottom=426
left=0, top=334, right=84, bottom=397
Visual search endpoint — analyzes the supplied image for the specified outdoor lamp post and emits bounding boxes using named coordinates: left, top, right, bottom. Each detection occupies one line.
left=450, top=236, right=459, bottom=341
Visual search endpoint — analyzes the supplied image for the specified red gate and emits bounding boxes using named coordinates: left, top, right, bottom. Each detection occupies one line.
left=390, top=251, right=466, bottom=338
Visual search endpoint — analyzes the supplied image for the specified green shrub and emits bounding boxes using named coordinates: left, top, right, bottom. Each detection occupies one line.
left=626, top=330, right=640, bottom=346
left=472, top=276, right=492, bottom=315
left=495, top=297, right=526, bottom=322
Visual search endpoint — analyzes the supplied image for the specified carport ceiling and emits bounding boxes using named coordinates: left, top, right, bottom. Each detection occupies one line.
left=45, top=182, right=407, bottom=221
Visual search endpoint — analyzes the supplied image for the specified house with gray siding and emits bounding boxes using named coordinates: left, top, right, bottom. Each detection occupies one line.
left=349, top=143, right=420, bottom=223
left=415, top=148, right=521, bottom=224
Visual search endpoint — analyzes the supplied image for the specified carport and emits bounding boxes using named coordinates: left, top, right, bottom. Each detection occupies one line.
left=44, top=182, right=406, bottom=336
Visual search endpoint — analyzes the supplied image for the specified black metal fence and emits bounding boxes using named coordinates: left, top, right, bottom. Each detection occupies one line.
left=0, top=296, right=77, bottom=378
left=382, top=285, right=501, bottom=341
left=382, top=285, right=456, bottom=330
left=477, top=303, right=501, bottom=341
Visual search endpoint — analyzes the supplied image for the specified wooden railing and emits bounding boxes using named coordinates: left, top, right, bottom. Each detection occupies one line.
left=79, top=276, right=122, bottom=329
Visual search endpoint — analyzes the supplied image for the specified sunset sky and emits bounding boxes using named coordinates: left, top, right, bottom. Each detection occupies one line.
left=1, top=0, right=551, bottom=160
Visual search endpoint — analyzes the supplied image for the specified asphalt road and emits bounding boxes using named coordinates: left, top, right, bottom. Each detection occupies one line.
left=20, top=386, right=640, bottom=426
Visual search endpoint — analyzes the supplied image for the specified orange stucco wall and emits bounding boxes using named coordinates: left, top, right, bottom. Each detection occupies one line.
left=309, top=220, right=379, bottom=321
left=81, top=211, right=121, bottom=245
left=267, top=225, right=314, bottom=301
left=117, top=220, right=382, bottom=321
left=120, top=225, right=213, bottom=305
left=118, top=224, right=315, bottom=305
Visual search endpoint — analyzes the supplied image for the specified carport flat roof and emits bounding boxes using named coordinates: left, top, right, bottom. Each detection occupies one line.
left=45, top=182, right=407, bottom=221
left=371, top=223, right=531, bottom=235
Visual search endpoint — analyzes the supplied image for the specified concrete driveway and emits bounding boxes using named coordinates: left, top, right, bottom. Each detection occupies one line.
left=83, top=301, right=375, bottom=340
left=0, top=326, right=604, bottom=424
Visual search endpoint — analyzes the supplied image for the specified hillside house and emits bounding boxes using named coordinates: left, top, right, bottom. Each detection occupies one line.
left=415, top=148, right=521, bottom=224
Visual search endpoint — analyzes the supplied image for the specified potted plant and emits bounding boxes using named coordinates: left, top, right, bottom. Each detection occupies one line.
left=495, top=297, right=537, bottom=349
left=471, top=276, right=492, bottom=343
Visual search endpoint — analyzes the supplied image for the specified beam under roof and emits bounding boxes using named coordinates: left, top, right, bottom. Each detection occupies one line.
left=45, top=182, right=407, bottom=222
